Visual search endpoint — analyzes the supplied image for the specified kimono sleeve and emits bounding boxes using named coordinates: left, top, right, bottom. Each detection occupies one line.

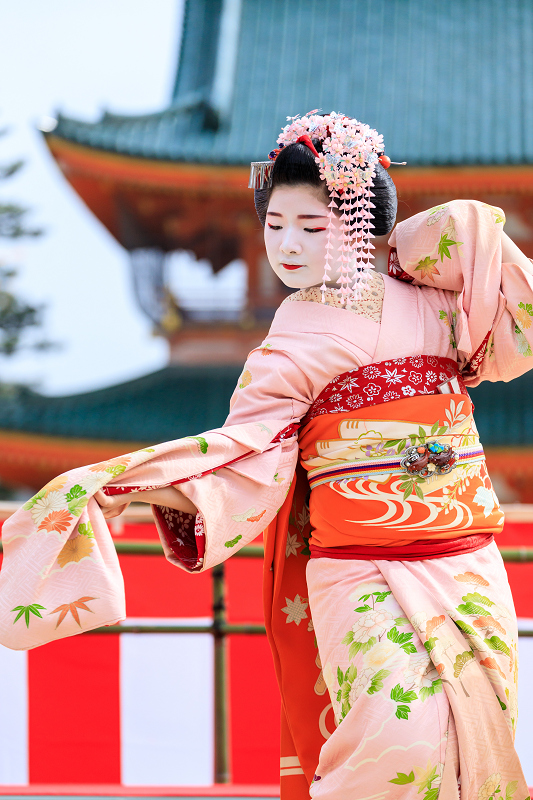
left=389, top=199, right=533, bottom=386
left=164, top=343, right=314, bottom=572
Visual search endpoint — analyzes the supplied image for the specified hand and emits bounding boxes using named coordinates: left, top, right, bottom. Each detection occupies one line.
left=94, top=486, right=198, bottom=518
left=94, top=490, right=131, bottom=519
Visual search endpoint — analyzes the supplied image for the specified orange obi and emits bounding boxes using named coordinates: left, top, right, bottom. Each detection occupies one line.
left=299, top=358, right=504, bottom=548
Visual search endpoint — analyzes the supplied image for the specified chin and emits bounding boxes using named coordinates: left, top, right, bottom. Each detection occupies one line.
left=277, top=273, right=305, bottom=288
left=275, top=268, right=319, bottom=289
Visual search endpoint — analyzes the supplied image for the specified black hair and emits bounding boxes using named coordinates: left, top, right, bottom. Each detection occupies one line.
left=254, top=139, right=397, bottom=236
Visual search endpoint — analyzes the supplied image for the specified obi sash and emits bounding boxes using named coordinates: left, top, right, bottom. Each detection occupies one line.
left=303, top=354, right=468, bottom=423
left=298, top=355, right=504, bottom=549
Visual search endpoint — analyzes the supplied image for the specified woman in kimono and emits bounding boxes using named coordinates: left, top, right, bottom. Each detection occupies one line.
left=1, top=113, right=531, bottom=800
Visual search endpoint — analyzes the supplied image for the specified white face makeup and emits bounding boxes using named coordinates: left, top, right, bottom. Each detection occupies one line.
left=264, top=185, right=343, bottom=289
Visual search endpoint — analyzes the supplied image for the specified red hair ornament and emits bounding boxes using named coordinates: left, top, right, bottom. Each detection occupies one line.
left=379, top=154, right=407, bottom=168
left=295, top=134, right=320, bottom=158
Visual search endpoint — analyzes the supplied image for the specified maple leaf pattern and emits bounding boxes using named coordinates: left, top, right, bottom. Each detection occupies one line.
left=50, top=596, right=97, bottom=628
left=282, top=594, right=309, bottom=625
left=414, top=256, right=440, bottom=281
left=286, top=531, right=301, bottom=558
left=383, top=368, right=405, bottom=385
left=437, top=218, right=463, bottom=261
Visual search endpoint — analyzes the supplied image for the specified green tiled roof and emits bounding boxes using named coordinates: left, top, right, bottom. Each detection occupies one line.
left=0, top=366, right=241, bottom=443
left=1, top=366, right=533, bottom=447
left=50, top=0, right=533, bottom=167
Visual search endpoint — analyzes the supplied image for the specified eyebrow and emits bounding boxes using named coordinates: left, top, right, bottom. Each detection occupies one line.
left=266, top=212, right=328, bottom=219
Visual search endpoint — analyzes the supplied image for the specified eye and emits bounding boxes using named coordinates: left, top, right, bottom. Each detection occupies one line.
left=267, top=223, right=282, bottom=230
left=304, top=227, right=327, bottom=233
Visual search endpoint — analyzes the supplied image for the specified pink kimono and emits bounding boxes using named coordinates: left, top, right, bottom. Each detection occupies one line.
left=1, top=200, right=531, bottom=800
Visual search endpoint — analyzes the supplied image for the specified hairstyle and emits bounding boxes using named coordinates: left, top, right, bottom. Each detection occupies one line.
left=254, top=140, right=397, bottom=236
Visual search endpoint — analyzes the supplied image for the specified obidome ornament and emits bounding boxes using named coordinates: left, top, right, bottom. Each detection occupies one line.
left=249, top=111, right=387, bottom=305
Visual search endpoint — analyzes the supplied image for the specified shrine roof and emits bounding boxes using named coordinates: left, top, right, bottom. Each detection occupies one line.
left=0, top=366, right=241, bottom=443
left=47, top=0, right=533, bottom=167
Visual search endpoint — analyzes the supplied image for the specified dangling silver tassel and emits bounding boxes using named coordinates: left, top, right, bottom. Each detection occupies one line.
left=248, top=161, right=274, bottom=189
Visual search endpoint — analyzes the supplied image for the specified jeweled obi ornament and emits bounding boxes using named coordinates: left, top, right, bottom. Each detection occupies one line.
left=249, top=111, right=392, bottom=304
left=401, top=441, right=457, bottom=477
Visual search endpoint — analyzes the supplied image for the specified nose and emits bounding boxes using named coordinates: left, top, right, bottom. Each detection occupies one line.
left=280, top=227, right=302, bottom=256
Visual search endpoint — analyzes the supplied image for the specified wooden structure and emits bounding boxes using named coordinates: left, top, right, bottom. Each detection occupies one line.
left=40, top=0, right=533, bottom=362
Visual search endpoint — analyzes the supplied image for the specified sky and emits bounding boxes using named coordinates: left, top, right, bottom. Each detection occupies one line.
left=0, top=0, right=186, bottom=395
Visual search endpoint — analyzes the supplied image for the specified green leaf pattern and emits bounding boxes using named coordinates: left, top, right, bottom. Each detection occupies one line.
left=224, top=535, right=242, bottom=548
left=323, top=569, right=519, bottom=795
left=329, top=587, right=443, bottom=725
left=11, top=603, right=46, bottom=628
left=187, top=436, right=209, bottom=455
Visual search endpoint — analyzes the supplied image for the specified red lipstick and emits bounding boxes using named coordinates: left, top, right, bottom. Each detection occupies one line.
left=281, top=263, right=303, bottom=271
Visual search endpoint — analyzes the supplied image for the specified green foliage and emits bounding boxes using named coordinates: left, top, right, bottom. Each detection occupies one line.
left=188, top=436, right=208, bottom=454
left=497, top=694, right=507, bottom=711
left=68, top=496, right=88, bottom=517
left=387, top=626, right=417, bottom=654
left=65, top=484, right=87, bottom=502
left=105, top=464, right=127, bottom=477
left=224, top=535, right=242, bottom=548
left=395, top=704, right=411, bottom=720
left=0, top=268, right=46, bottom=356
left=367, top=668, right=390, bottom=695
left=505, top=781, right=518, bottom=800
left=462, top=592, right=494, bottom=607
left=457, top=602, right=490, bottom=617
left=357, top=590, right=391, bottom=606
left=424, top=637, right=437, bottom=654
left=399, top=476, right=425, bottom=501
left=11, top=603, right=46, bottom=627
left=348, top=636, right=376, bottom=660
left=389, top=771, right=415, bottom=785
left=390, top=682, right=417, bottom=719
left=394, top=616, right=410, bottom=626
left=454, top=619, right=477, bottom=637
left=78, top=522, right=94, bottom=538
left=438, top=231, right=463, bottom=261
left=484, top=636, right=511, bottom=657
left=390, top=683, right=418, bottom=704
left=419, top=679, right=443, bottom=702
left=0, top=125, right=47, bottom=360
left=453, top=650, right=475, bottom=678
